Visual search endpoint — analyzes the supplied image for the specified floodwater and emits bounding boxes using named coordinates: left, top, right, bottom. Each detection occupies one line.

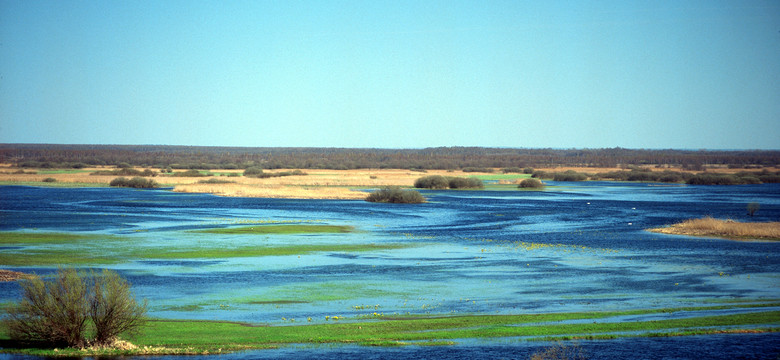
left=1, top=182, right=779, bottom=359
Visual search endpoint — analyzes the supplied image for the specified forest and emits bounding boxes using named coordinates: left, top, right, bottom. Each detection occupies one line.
left=1, top=144, right=778, bottom=171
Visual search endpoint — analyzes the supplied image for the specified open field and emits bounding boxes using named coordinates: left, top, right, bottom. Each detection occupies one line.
left=647, top=217, right=780, bottom=241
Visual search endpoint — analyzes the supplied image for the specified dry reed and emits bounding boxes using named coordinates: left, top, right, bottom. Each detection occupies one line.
left=648, top=216, right=780, bottom=240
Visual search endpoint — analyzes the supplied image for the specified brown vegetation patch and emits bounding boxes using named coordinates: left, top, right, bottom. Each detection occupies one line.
left=0, top=269, right=32, bottom=282
left=647, top=217, right=780, bottom=241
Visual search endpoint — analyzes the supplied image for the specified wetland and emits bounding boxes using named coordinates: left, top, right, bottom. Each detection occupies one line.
left=1, top=181, right=779, bottom=359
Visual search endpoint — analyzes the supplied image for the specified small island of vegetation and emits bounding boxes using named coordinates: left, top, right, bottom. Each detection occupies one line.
left=647, top=217, right=780, bottom=241
left=365, top=187, right=425, bottom=203
left=414, top=175, right=484, bottom=190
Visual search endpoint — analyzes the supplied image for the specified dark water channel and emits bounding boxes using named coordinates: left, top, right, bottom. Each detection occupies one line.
left=1, top=183, right=779, bottom=359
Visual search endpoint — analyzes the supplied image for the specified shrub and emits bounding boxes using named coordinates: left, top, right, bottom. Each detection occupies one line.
left=5, top=268, right=89, bottom=347
left=519, top=178, right=544, bottom=188
left=4, top=268, right=146, bottom=348
left=243, top=167, right=264, bottom=176
left=447, top=177, right=484, bottom=189
left=532, top=171, right=551, bottom=179
left=42, top=177, right=57, bottom=183
left=109, top=177, right=158, bottom=188
left=686, top=174, right=743, bottom=185
left=553, top=171, right=589, bottom=182
left=89, top=270, right=147, bottom=345
left=501, top=167, right=524, bottom=174
left=758, top=174, right=780, bottom=183
left=523, top=167, right=535, bottom=174
left=414, top=175, right=450, bottom=189
left=658, top=173, right=684, bottom=183
left=365, top=187, right=425, bottom=203
left=462, top=167, right=493, bottom=173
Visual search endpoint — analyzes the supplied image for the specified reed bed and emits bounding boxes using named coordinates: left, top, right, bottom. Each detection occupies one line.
left=648, top=217, right=780, bottom=240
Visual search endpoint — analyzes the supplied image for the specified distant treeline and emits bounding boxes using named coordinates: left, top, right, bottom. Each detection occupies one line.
left=1, top=144, right=778, bottom=170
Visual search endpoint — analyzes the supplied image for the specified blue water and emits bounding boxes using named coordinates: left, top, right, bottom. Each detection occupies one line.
left=1, top=183, right=779, bottom=359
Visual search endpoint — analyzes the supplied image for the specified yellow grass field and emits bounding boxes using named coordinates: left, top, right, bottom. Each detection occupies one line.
left=0, top=165, right=491, bottom=200
left=647, top=217, right=780, bottom=241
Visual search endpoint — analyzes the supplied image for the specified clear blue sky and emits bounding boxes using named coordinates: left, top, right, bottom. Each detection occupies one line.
left=1, top=1, right=778, bottom=149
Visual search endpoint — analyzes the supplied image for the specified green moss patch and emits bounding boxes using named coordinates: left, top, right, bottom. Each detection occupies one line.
left=0, top=232, right=106, bottom=245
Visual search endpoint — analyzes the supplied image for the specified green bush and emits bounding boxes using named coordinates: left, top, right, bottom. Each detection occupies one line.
left=42, top=177, right=57, bottom=183
left=518, top=178, right=544, bottom=188
left=447, top=177, right=484, bottom=189
left=552, top=170, right=589, bottom=182
left=109, top=177, right=158, bottom=188
left=414, top=175, right=450, bottom=189
left=243, top=167, right=264, bottom=176
left=686, top=174, right=744, bottom=185
left=501, top=167, right=524, bottom=174
left=4, top=268, right=146, bottom=348
left=365, top=187, right=425, bottom=203
left=532, top=171, right=550, bottom=179
left=462, top=167, right=493, bottom=173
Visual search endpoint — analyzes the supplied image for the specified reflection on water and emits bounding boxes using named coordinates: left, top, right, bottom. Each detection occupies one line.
left=1, top=183, right=779, bottom=359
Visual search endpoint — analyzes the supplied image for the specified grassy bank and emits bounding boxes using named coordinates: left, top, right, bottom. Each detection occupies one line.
left=2, top=305, right=778, bottom=356
left=648, top=217, right=780, bottom=241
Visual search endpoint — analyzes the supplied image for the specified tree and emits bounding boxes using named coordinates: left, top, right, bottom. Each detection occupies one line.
left=5, top=268, right=146, bottom=348
left=5, top=268, right=90, bottom=347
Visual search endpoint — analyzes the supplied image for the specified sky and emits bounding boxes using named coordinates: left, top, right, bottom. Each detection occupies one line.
left=1, top=1, right=779, bottom=149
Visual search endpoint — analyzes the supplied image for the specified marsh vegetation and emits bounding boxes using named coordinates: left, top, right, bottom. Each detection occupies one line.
left=648, top=217, right=780, bottom=240
left=365, top=186, right=425, bottom=203
left=414, top=175, right=484, bottom=189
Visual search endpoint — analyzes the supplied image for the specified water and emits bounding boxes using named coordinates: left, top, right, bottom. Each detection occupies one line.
left=1, top=183, right=779, bottom=359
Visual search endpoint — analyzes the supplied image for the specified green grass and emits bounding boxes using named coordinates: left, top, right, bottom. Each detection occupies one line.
left=2, top=305, right=776, bottom=356
left=0, top=232, right=100, bottom=245
left=135, top=243, right=406, bottom=260
left=0, top=240, right=410, bottom=265
left=192, top=224, right=354, bottom=235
